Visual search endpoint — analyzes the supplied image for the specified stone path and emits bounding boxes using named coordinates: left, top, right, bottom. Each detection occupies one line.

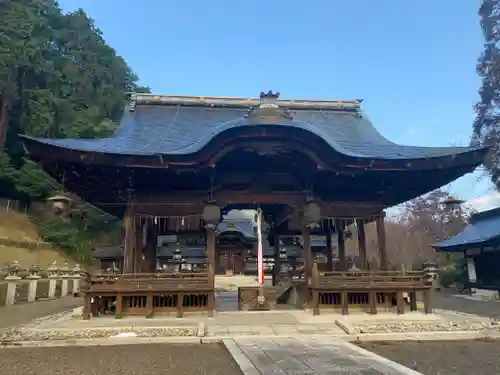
left=225, top=336, right=421, bottom=374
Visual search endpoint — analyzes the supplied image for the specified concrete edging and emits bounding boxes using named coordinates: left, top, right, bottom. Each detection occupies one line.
left=0, top=336, right=202, bottom=348
left=345, top=342, right=424, bottom=375
left=222, top=339, right=260, bottom=375
left=348, top=329, right=500, bottom=342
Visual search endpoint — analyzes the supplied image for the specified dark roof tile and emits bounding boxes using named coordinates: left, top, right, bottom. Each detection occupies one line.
left=22, top=103, right=483, bottom=161
left=433, top=207, right=500, bottom=251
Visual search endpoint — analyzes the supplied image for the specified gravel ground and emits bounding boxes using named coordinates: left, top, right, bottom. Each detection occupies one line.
left=359, top=340, right=500, bottom=375
left=0, top=297, right=83, bottom=329
left=0, top=343, right=242, bottom=375
left=432, top=290, right=500, bottom=318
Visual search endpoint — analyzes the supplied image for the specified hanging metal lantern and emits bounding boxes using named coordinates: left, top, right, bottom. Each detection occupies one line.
left=279, top=248, right=288, bottom=259
left=173, top=244, right=183, bottom=261
left=304, top=198, right=321, bottom=228
left=203, top=201, right=221, bottom=229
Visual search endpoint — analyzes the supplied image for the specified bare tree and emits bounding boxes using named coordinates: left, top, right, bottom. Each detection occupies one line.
left=342, top=189, right=469, bottom=269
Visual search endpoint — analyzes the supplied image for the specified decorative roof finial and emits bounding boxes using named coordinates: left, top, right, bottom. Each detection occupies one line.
left=259, top=90, right=280, bottom=109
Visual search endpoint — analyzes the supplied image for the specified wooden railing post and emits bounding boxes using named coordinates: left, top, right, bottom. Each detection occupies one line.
left=207, top=261, right=215, bottom=316
left=312, top=262, right=320, bottom=315
left=115, top=293, right=123, bottom=319
left=146, top=292, right=153, bottom=319
left=368, top=271, right=377, bottom=314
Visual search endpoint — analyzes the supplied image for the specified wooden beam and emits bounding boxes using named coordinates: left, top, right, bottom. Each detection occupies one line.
left=133, top=191, right=384, bottom=214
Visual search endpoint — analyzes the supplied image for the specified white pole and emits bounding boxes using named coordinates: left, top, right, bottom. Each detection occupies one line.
left=257, top=209, right=264, bottom=285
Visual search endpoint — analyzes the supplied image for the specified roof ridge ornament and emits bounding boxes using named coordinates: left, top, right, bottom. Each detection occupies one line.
left=245, top=90, right=293, bottom=120
left=259, top=90, right=280, bottom=109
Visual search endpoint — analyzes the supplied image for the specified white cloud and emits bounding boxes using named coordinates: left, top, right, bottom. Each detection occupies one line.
left=466, top=192, right=500, bottom=212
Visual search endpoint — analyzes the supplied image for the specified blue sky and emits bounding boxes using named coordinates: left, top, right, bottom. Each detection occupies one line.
left=59, top=0, right=495, bottom=203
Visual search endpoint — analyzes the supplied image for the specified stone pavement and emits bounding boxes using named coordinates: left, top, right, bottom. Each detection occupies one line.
left=224, top=336, right=422, bottom=374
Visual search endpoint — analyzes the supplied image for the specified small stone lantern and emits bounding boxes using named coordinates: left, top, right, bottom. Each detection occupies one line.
left=6, top=260, right=21, bottom=280
left=28, top=263, right=41, bottom=279
left=47, top=261, right=59, bottom=278
left=423, top=260, right=440, bottom=291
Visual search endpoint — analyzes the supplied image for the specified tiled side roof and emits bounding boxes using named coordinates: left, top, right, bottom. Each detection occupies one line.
left=217, top=220, right=256, bottom=239
left=21, top=101, right=484, bottom=161
left=433, top=207, right=500, bottom=251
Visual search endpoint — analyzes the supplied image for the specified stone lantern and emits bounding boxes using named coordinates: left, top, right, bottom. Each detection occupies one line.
left=28, top=263, right=41, bottom=279
left=7, top=260, right=21, bottom=279
left=423, top=260, right=440, bottom=291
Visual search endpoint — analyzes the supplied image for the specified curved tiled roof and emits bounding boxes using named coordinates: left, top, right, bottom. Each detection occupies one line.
left=433, top=207, right=500, bottom=251
left=21, top=94, right=486, bottom=162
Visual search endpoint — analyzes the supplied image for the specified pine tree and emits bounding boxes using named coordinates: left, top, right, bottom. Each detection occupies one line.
left=473, top=0, right=500, bottom=188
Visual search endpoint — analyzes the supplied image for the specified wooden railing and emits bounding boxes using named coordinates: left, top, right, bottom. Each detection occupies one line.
left=82, top=263, right=215, bottom=319
left=309, top=263, right=432, bottom=315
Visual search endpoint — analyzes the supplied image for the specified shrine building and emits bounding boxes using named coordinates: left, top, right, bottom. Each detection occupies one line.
left=21, top=91, right=488, bottom=318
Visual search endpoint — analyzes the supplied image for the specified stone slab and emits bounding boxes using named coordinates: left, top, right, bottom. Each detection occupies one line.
left=226, top=336, right=423, bottom=374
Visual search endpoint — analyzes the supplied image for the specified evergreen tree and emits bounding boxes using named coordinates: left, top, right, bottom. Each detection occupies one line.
left=0, top=0, right=149, bottom=201
left=473, top=0, right=500, bottom=188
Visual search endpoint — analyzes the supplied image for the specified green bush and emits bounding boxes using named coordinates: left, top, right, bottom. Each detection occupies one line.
left=439, top=267, right=458, bottom=288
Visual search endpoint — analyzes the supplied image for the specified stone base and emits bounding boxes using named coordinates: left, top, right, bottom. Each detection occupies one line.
left=2, top=305, right=500, bottom=344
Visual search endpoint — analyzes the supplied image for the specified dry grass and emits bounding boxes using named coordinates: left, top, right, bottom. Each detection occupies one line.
left=0, top=210, right=74, bottom=269
left=0, top=210, right=40, bottom=242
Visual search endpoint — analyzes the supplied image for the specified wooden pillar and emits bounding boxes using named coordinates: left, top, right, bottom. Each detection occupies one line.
left=303, top=226, right=312, bottom=278
left=376, top=212, right=388, bottom=270
left=273, top=233, right=280, bottom=286
left=134, top=218, right=143, bottom=273
left=335, top=219, right=346, bottom=270
left=143, top=221, right=158, bottom=273
left=206, top=227, right=216, bottom=285
left=326, top=230, right=333, bottom=271
left=356, top=219, right=367, bottom=269
left=122, top=203, right=135, bottom=274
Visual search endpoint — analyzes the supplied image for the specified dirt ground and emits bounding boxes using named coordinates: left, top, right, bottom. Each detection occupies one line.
left=359, top=339, right=500, bottom=375
left=432, top=289, right=500, bottom=318
left=0, top=297, right=83, bottom=329
left=0, top=343, right=242, bottom=375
